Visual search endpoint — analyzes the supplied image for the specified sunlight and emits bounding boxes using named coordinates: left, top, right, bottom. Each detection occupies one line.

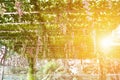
left=100, top=37, right=113, bottom=49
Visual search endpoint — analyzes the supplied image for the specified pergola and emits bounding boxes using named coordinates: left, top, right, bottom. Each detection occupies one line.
left=0, top=0, right=120, bottom=80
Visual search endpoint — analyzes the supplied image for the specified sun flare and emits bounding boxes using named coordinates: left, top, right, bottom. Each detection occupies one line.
left=100, top=37, right=113, bottom=49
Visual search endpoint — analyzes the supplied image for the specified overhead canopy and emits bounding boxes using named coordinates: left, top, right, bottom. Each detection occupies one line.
left=0, top=0, right=120, bottom=58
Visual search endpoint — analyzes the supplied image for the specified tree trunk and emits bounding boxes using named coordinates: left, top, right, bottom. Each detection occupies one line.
left=99, top=53, right=107, bottom=80
left=27, top=57, right=35, bottom=80
left=0, top=46, right=7, bottom=80
left=0, top=64, right=4, bottom=80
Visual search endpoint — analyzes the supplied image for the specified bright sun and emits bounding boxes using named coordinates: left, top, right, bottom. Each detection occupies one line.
left=100, top=37, right=113, bottom=49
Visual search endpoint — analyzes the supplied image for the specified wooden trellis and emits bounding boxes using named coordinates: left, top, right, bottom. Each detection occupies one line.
left=1, top=1, right=119, bottom=80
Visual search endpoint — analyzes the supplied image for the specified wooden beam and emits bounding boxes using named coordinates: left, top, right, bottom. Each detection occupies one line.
left=3, top=11, right=39, bottom=15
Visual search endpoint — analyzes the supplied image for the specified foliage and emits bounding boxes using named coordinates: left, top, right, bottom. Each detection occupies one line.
left=10, top=67, right=27, bottom=74
left=1, top=0, right=120, bottom=58
left=36, top=60, right=72, bottom=80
